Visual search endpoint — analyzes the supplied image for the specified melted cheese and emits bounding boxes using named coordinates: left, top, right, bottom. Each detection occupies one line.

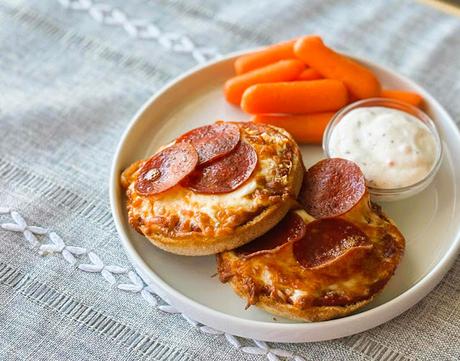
left=293, top=209, right=315, bottom=224
left=261, top=268, right=273, bottom=285
left=143, top=153, right=280, bottom=223
left=219, top=194, right=405, bottom=319
left=125, top=123, right=299, bottom=237
left=149, top=180, right=258, bottom=223
left=290, top=289, right=308, bottom=303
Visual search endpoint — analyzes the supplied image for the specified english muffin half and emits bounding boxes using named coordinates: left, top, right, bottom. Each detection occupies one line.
left=121, top=122, right=304, bottom=255
left=217, top=159, right=405, bottom=321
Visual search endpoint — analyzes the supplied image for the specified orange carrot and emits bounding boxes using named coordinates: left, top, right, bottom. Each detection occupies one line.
left=234, top=39, right=297, bottom=74
left=294, top=36, right=381, bottom=99
left=224, top=60, right=305, bottom=105
left=241, top=80, right=348, bottom=114
left=252, top=113, right=334, bottom=144
left=380, top=90, right=424, bottom=107
left=297, top=68, right=323, bottom=81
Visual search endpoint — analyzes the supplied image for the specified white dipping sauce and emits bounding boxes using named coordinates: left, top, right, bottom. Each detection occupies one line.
left=328, top=107, right=437, bottom=189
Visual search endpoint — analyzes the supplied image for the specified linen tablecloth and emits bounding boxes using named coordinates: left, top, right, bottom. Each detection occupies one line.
left=1, top=0, right=459, bottom=360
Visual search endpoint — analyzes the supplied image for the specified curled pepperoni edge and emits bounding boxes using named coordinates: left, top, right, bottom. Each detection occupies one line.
left=299, top=158, right=367, bottom=219
left=134, top=142, right=198, bottom=196
left=235, top=212, right=307, bottom=258
left=177, top=122, right=241, bottom=165
left=293, top=218, right=372, bottom=269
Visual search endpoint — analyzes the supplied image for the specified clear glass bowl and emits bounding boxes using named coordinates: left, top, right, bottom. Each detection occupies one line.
left=323, top=98, right=443, bottom=202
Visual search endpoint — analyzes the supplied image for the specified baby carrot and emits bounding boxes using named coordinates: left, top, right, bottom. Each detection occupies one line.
left=234, top=39, right=297, bottom=74
left=294, top=36, right=381, bottom=99
left=297, top=68, right=323, bottom=81
left=380, top=90, right=424, bottom=107
left=224, top=59, right=305, bottom=105
left=241, top=80, right=348, bottom=114
left=252, top=113, right=334, bottom=144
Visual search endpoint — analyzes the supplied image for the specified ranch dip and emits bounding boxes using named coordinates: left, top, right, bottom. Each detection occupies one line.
left=328, top=106, right=437, bottom=189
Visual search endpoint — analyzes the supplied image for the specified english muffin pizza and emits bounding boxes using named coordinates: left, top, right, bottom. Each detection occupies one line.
left=121, top=121, right=304, bottom=255
left=118, top=33, right=420, bottom=324
left=217, top=158, right=405, bottom=321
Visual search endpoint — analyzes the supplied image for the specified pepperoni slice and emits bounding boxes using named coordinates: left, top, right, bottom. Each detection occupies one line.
left=299, top=158, right=366, bottom=219
left=236, top=212, right=307, bottom=257
left=177, top=123, right=240, bottom=165
left=183, top=141, right=257, bottom=194
left=135, top=142, right=198, bottom=195
left=293, top=218, right=371, bottom=268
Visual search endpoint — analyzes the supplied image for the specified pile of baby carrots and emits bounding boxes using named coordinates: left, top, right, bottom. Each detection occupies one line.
left=224, top=35, right=424, bottom=144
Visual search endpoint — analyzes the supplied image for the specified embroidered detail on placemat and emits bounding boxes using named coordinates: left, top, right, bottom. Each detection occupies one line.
left=57, top=0, right=221, bottom=64
left=0, top=208, right=307, bottom=361
left=1, top=210, right=47, bottom=248
left=0, top=262, right=194, bottom=361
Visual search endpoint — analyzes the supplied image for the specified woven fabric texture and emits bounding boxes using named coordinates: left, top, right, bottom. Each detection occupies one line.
left=0, top=0, right=459, bottom=360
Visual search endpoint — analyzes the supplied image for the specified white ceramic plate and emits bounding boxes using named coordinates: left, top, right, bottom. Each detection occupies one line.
left=110, top=51, right=460, bottom=343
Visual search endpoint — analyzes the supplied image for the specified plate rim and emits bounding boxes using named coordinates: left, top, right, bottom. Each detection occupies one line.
left=109, top=49, right=460, bottom=342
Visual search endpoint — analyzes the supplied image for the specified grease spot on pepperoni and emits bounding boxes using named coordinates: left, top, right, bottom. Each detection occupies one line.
left=177, top=123, right=240, bottom=165
left=183, top=141, right=257, bottom=194
left=293, top=218, right=371, bottom=269
left=135, top=142, right=198, bottom=195
left=236, top=212, right=307, bottom=257
left=299, top=158, right=366, bottom=218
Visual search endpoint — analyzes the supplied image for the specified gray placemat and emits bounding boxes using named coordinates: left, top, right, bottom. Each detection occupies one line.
left=1, top=0, right=459, bottom=360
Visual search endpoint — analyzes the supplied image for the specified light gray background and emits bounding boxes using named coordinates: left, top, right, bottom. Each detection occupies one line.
left=0, top=0, right=459, bottom=360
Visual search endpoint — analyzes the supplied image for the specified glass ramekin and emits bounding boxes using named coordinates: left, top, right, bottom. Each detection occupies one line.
left=323, top=98, right=443, bottom=202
